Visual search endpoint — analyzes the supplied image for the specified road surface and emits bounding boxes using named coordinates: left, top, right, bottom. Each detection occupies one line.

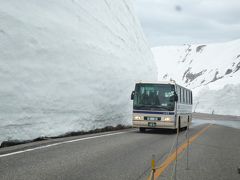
left=0, top=119, right=239, bottom=180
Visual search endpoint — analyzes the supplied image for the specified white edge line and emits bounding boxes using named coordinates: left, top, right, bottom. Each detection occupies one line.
left=0, top=130, right=133, bottom=158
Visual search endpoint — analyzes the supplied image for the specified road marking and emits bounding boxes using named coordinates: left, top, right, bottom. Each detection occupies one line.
left=0, top=130, right=134, bottom=158
left=148, top=124, right=212, bottom=180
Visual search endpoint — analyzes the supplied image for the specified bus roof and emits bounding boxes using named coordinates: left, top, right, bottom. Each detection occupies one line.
left=135, top=81, right=192, bottom=91
left=135, top=81, right=176, bottom=85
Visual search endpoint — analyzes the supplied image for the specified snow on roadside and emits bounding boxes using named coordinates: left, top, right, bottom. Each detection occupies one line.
left=192, top=119, right=240, bottom=129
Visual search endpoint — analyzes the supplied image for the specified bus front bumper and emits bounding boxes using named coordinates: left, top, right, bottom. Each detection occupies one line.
left=133, top=120, right=176, bottom=129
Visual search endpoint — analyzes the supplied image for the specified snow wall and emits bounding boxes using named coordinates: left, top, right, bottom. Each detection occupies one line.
left=0, top=0, right=157, bottom=143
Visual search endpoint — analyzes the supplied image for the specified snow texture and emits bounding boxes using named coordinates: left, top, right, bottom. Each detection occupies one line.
left=192, top=119, right=240, bottom=129
left=0, top=0, right=157, bottom=143
left=152, top=39, right=240, bottom=115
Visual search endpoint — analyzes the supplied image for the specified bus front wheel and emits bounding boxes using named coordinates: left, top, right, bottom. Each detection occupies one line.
left=139, top=128, right=146, bottom=132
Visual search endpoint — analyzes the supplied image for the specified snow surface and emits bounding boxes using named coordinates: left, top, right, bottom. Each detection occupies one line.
left=152, top=39, right=240, bottom=115
left=0, top=0, right=157, bottom=143
left=192, top=119, right=240, bottom=129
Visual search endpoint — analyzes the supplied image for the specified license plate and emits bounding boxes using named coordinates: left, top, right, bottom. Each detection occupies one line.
left=144, top=117, right=160, bottom=121
left=148, top=122, right=156, bottom=127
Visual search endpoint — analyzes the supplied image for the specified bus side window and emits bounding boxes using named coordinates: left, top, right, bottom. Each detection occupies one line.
left=183, top=89, right=185, bottom=104
left=186, top=90, right=188, bottom=104
left=188, top=91, right=191, bottom=104
left=185, top=89, right=188, bottom=104
left=190, top=92, right=193, bottom=104
left=180, top=88, right=183, bottom=103
left=186, top=89, right=188, bottom=104
left=177, top=86, right=181, bottom=101
left=188, top=91, right=190, bottom=104
left=186, top=90, right=189, bottom=104
left=179, top=88, right=182, bottom=103
left=184, top=89, right=186, bottom=104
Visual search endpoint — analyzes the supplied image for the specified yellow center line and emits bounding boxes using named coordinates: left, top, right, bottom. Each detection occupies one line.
left=148, top=124, right=212, bottom=180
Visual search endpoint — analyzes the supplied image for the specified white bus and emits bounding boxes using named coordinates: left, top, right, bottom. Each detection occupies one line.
left=130, top=81, right=192, bottom=132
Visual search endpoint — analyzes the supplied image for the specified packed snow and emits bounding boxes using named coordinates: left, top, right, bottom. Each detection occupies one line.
left=192, top=119, right=240, bottom=129
left=0, top=0, right=157, bottom=144
left=152, top=39, right=240, bottom=115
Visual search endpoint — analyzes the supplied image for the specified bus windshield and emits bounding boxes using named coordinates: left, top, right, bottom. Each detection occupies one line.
left=133, top=84, right=175, bottom=111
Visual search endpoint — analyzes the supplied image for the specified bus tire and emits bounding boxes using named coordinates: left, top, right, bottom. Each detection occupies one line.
left=184, top=116, right=190, bottom=130
left=178, top=117, right=181, bottom=131
left=182, top=116, right=189, bottom=131
left=139, top=128, right=146, bottom=132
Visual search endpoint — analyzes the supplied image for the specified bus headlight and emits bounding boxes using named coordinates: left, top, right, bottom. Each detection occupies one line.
left=164, top=117, right=171, bottom=122
left=133, top=116, right=141, bottom=120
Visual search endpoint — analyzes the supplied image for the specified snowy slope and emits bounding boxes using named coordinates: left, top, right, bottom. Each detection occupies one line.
left=152, top=39, right=240, bottom=115
left=0, top=0, right=157, bottom=143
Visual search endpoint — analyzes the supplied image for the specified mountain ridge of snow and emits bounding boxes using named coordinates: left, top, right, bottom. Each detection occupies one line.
left=152, top=39, right=240, bottom=115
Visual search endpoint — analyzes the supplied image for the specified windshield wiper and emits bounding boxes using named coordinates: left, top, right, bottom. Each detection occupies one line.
left=150, top=105, right=172, bottom=111
left=134, top=105, right=172, bottom=111
left=134, top=105, right=147, bottom=109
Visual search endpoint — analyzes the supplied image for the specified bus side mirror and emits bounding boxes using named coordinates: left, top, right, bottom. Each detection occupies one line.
left=131, top=91, right=135, bottom=100
left=174, top=93, right=178, bottom=102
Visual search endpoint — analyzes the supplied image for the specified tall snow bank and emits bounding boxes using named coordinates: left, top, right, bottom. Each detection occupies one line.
left=0, top=0, right=157, bottom=143
left=194, top=84, right=240, bottom=115
left=152, top=39, right=240, bottom=115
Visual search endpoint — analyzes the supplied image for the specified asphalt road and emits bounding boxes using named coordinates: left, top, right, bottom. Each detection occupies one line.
left=0, top=120, right=239, bottom=180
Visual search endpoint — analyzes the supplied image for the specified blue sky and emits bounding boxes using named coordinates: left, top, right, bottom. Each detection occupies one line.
left=134, top=0, right=240, bottom=46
